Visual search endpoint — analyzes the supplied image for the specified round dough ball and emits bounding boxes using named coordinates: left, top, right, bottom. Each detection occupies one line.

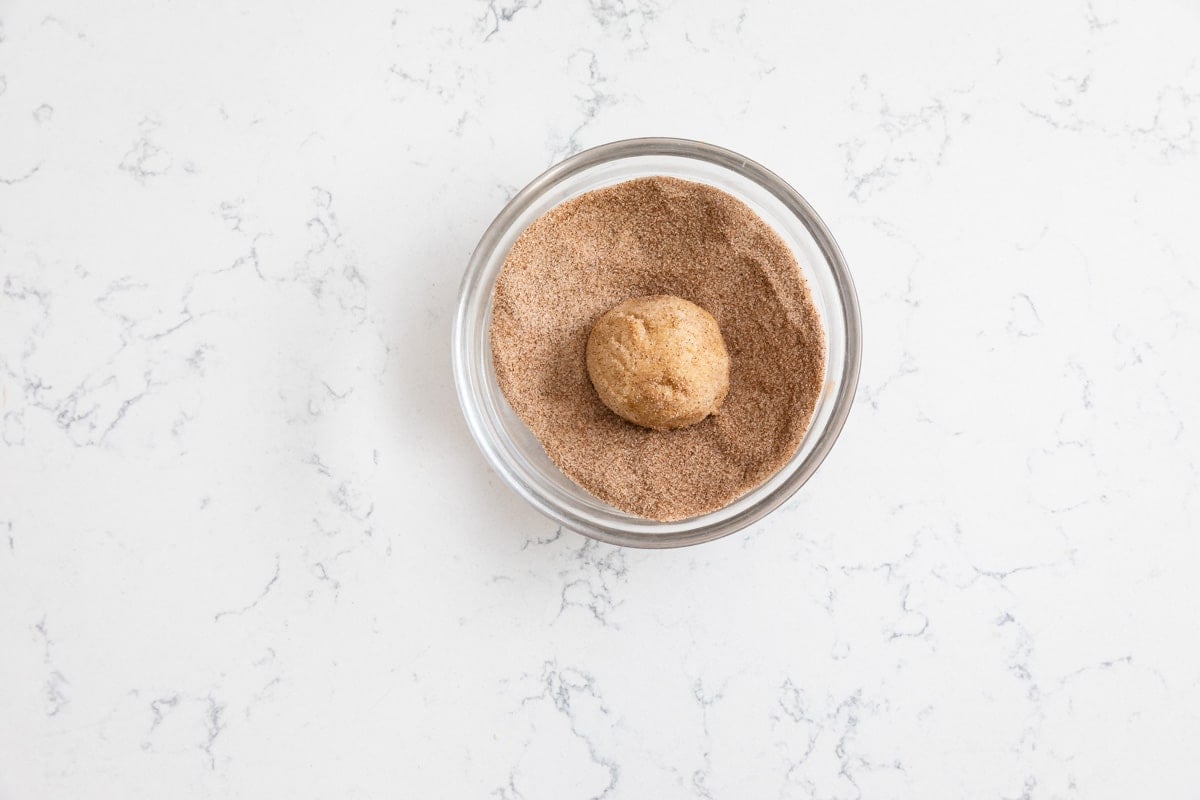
left=586, top=295, right=730, bottom=431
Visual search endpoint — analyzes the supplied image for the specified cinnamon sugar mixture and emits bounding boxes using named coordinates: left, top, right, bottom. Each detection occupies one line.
left=490, top=176, right=825, bottom=522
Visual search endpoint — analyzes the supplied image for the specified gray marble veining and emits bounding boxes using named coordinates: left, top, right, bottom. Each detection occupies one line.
left=1, top=0, right=1199, bottom=797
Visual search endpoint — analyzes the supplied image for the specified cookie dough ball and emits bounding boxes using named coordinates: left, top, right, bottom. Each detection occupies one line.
left=586, top=295, right=730, bottom=431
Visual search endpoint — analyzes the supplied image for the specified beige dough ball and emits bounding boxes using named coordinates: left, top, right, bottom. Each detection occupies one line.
left=586, top=295, right=730, bottom=431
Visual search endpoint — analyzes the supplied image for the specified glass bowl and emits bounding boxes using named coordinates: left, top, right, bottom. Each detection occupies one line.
left=452, top=138, right=861, bottom=548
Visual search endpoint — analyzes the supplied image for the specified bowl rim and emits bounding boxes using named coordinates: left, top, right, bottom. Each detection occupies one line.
left=452, top=136, right=862, bottom=548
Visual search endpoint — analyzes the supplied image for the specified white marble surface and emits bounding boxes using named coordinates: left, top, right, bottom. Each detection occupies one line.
left=2, top=0, right=1199, bottom=797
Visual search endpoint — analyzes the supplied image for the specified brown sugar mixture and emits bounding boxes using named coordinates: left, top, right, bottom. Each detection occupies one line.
left=489, top=176, right=826, bottom=522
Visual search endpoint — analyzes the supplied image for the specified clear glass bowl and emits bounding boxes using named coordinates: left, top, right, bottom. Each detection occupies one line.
left=452, top=138, right=861, bottom=548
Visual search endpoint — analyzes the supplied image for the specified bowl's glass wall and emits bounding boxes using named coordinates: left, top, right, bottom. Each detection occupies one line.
left=453, top=139, right=860, bottom=548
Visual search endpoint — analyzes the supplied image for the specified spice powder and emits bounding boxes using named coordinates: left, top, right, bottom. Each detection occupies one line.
left=489, top=176, right=826, bottom=522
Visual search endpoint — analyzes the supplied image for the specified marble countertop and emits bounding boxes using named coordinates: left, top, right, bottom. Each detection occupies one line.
left=2, top=0, right=1199, bottom=797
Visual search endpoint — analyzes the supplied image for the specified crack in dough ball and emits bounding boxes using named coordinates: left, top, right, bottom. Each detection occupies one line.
left=586, top=295, right=731, bottom=431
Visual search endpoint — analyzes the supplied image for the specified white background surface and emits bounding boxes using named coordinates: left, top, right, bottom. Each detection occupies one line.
left=2, top=1, right=1199, bottom=797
